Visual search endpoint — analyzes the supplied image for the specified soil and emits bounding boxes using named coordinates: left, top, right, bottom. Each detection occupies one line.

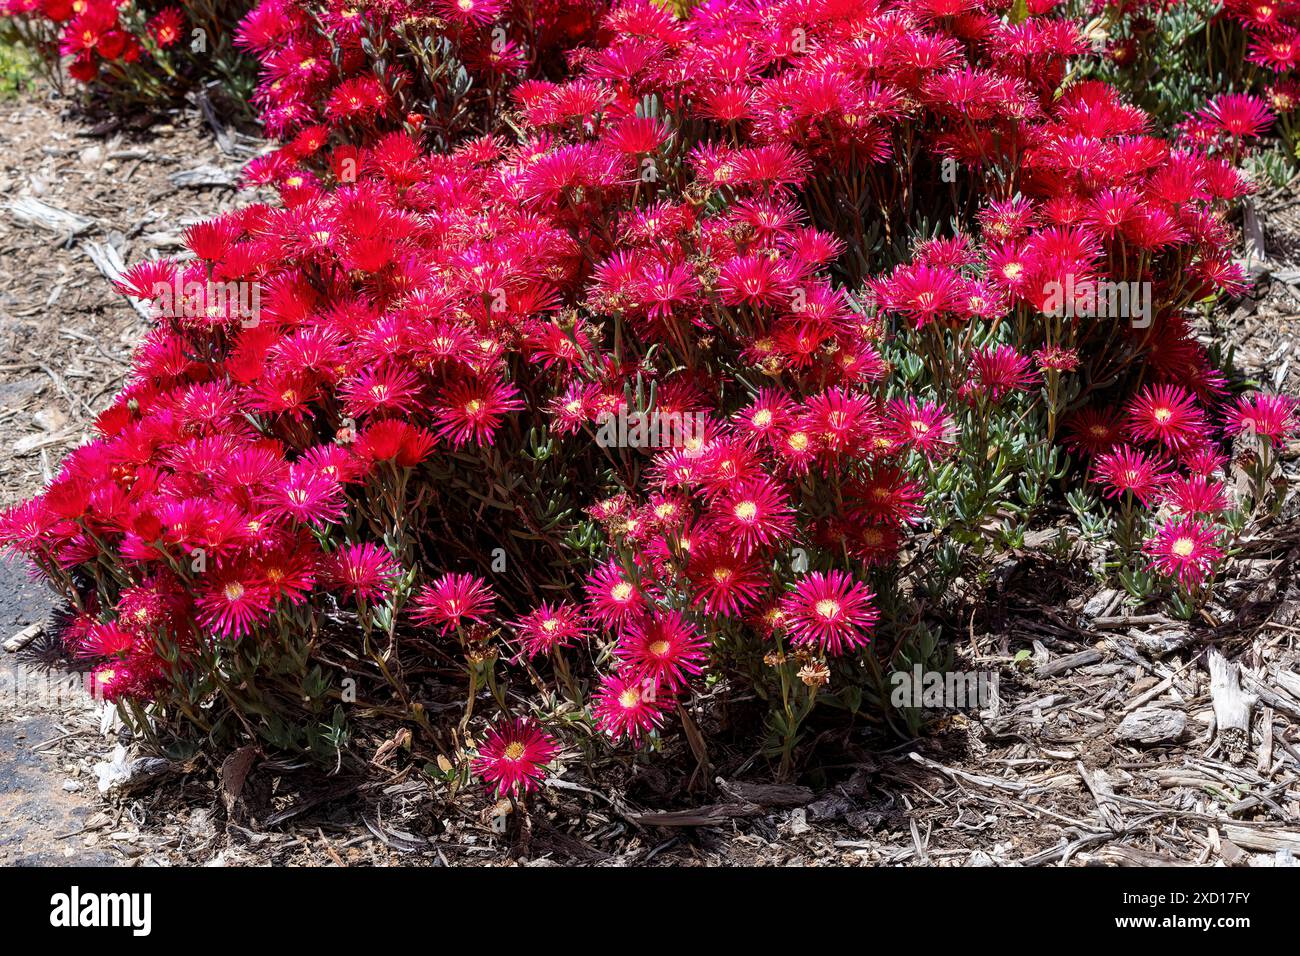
left=1, top=92, right=1299, bottom=868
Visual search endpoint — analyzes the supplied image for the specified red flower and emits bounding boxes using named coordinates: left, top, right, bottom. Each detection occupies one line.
left=1064, top=407, right=1123, bottom=457
left=89, top=663, right=138, bottom=702
left=74, top=622, right=135, bottom=660
left=434, top=377, right=523, bottom=447
left=353, top=420, right=438, bottom=468
left=688, top=546, right=769, bottom=617
left=848, top=467, right=925, bottom=525
left=147, top=7, right=185, bottom=48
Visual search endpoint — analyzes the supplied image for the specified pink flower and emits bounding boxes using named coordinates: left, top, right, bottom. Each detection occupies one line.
left=1197, top=93, right=1275, bottom=140
left=885, top=397, right=956, bottom=459
left=1224, top=393, right=1299, bottom=448
left=779, top=570, right=878, bottom=656
left=966, top=344, right=1036, bottom=403
left=1125, top=384, right=1208, bottom=452
left=593, top=672, right=671, bottom=745
left=584, top=560, right=646, bottom=633
left=1162, top=475, right=1230, bottom=516
left=412, top=573, right=495, bottom=634
left=510, top=602, right=590, bottom=659
left=473, top=718, right=558, bottom=798
left=708, top=476, right=795, bottom=556
left=1144, top=518, right=1224, bottom=588
left=614, top=610, right=708, bottom=693
left=196, top=569, right=274, bottom=639
left=1092, top=445, right=1172, bottom=506
left=323, top=543, right=400, bottom=604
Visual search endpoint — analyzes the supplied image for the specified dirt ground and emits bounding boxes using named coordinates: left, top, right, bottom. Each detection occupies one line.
left=1, top=94, right=1299, bottom=868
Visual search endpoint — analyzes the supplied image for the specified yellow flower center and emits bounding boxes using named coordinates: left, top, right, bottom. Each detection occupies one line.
left=611, top=582, right=633, bottom=603
left=734, top=500, right=758, bottom=522
left=649, top=640, right=671, bottom=657
left=814, top=598, right=840, bottom=620
left=503, top=741, right=526, bottom=760
left=619, top=688, right=641, bottom=708
left=1171, top=537, right=1196, bottom=557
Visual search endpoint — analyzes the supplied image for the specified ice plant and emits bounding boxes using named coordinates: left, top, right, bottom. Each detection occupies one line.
left=1144, top=518, right=1225, bottom=589
left=1225, top=393, right=1300, bottom=448
left=412, top=573, right=496, bottom=635
left=592, top=674, right=670, bottom=745
left=779, top=571, right=879, bottom=657
left=472, top=718, right=559, bottom=798
left=0, top=0, right=1291, bottom=781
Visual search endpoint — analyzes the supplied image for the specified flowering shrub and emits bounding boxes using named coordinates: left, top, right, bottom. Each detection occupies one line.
left=1081, top=0, right=1300, bottom=177
left=2, top=0, right=1297, bottom=786
left=0, top=0, right=254, bottom=107
left=235, top=0, right=608, bottom=150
